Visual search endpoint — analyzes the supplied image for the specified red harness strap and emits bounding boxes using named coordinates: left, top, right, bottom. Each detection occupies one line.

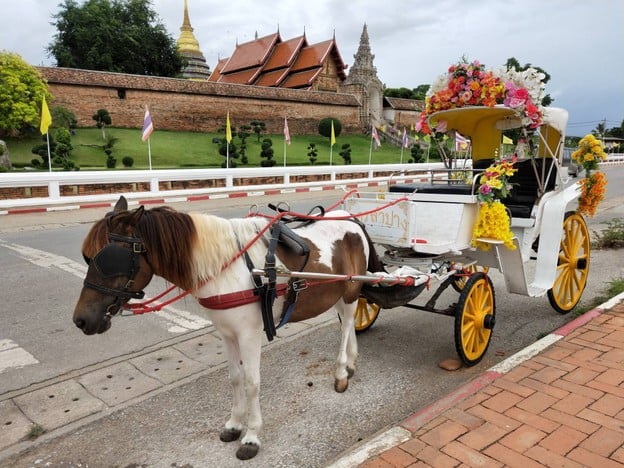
left=199, top=283, right=289, bottom=310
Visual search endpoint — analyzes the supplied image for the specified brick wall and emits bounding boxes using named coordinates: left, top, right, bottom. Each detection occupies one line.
left=39, top=67, right=362, bottom=135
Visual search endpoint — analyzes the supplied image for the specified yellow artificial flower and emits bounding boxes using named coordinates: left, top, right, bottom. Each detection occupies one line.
left=472, top=201, right=516, bottom=251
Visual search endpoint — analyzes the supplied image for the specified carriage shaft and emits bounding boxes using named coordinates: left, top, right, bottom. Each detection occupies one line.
left=250, top=268, right=429, bottom=287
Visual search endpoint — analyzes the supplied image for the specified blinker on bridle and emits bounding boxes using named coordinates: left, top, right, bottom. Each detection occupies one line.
left=83, top=231, right=147, bottom=317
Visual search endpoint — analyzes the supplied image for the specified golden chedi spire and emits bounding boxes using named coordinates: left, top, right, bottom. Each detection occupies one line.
left=176, top=0, right=210, bottom=80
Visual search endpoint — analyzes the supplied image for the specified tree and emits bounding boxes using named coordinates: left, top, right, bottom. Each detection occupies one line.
left=48, top=0, right=183, bottom=77
left=52, top=106, right=77, bottom=130
left=92, top=109, right=111, bottom=140
left=383, top=85, right=429, bottom=100
left=307, top=143, right=318, bottom=165
left=339, top=143, right=352, bottom=164
left=0, top=52, right=51, bottom=137
left=218, top=139, right=239, bottom=168
left=605, top=119, right=624, bottom=139
left=237, top=124, right=251, bottom=164
left=410, top=144, right=424, bottom=163
left=319, top=118, right=342, bottom=140
left=250, top=120, right=266, bottom=142
left=260, top=138, right=275, bottom=167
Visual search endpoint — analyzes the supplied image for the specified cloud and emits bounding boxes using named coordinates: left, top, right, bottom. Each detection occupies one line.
left=3, top=0, right=623, bottom=136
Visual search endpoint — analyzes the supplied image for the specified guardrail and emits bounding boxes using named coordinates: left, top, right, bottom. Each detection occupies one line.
left=1, top=154, right=622, bottom=210
left=0, top=163, right=447, bottom=209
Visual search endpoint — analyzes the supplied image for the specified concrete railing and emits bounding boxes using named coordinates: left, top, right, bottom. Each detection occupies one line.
left=0, top=163, right=448, bottom=209
left=1, top=154, right=622, bottom=210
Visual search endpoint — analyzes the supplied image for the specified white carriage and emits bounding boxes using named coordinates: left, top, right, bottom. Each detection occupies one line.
left=346, top=105, right=590, bottom=366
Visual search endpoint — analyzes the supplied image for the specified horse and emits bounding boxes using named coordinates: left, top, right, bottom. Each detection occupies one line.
left=72, top=196, right=383, bottom=460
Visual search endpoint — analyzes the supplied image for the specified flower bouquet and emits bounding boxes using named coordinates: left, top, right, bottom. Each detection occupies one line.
left=416, top=59, right=545, bottom=135
left=572, top=134, right=608, bottom=217
left=472, top=159, right=518, bottom=251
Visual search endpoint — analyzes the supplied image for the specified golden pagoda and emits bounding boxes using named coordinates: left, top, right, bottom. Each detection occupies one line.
left=177, top=0, right=210, bottom=80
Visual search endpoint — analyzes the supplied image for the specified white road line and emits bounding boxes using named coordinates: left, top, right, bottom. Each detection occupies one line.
left=0, top=240, right=209, bottom=332
left=0, top=339, right=39, bottom=373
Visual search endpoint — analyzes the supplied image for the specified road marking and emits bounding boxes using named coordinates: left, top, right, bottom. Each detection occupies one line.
left=0, top=240, right=210, bottom=332
left=0, top=339, right=39, bottom=373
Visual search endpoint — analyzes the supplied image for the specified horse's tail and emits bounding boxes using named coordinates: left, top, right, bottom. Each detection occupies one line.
left=352, top=219, right=385, bottom=273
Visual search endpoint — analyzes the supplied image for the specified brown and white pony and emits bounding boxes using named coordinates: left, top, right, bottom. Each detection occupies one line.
left=73, top=196, right=382, bottom=460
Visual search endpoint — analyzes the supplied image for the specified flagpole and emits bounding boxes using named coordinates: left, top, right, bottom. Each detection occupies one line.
left=330, top=145, right=333, bottom=166
left=400, top=146, right=404, bottom=164
left=283, top=138, right=286, bottom=168
left=226, top=143, right=230, bottom=169
left=147, top=137, right=152, bottom=170
left=46, top=133, right=52, bottom=172
left=368, top=134, right=373, bottom=166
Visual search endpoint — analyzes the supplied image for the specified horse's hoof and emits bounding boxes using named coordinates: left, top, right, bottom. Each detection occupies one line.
left=219, top=427, right=242, bottom=442
left=334, top=378, right=348, bottom=393
left=347, top=366, right=355, bottom=379
left=236, top=442, right=260, bottom=460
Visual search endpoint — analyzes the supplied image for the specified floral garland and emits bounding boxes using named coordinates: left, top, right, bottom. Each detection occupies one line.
left=416, top=59, right=546, bottom=134
left=472, top=159, right=518, bottom=251
left=573, top=134, right=608, bottom=217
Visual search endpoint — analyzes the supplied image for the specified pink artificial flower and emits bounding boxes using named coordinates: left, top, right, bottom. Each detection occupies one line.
left=514, top=88, right=529, bottom=101
left=479, top=184, right=492, bottom=195
left=435, top=120, right=447, bottom=133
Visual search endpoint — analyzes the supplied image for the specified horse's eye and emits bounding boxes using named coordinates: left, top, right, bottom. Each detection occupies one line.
left=82, top=254, right=91, bottom=265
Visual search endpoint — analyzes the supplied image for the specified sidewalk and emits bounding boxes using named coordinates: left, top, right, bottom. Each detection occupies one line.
left=330, top=294, right=624, bottom=468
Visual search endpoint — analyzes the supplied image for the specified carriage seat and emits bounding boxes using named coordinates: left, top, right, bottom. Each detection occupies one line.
left=389, top=183, right=473, bottom=195
left=388, top=159, right=494, bottom=195
left=502, top=158, right=557, bottom=218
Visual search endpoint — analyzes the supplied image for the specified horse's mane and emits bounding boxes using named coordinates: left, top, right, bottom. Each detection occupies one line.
left=189, top=213, right=269, bottom=286
left=136, top=207, right=197, bottom=290
left=83, top=206, right=270, bottom=291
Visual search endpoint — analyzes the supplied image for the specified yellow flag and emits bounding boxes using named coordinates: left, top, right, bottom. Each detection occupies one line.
left=330, top=120, right=336, bottom=146
left=502, top=135, right=513, bottom=145
left=225, top=112, right=232, bottom=143
left=40, top=97, right=52, bottom=135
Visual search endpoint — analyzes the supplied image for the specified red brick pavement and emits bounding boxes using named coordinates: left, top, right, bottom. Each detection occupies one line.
left=359, top=302, right=624, bottom=467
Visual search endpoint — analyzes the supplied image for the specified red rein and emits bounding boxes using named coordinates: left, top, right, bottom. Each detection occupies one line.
left=123, top=190, right=409, bottom=315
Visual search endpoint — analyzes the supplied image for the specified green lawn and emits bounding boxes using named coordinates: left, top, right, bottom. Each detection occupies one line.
left=5, top=127, right=429, bottom=170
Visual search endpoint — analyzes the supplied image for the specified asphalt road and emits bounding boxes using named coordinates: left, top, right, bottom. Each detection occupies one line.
left=0, top=167, right=622, bottom=467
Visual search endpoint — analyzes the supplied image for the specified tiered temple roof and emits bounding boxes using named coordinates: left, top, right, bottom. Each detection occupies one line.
left=209, top=31, right=348, bottom=91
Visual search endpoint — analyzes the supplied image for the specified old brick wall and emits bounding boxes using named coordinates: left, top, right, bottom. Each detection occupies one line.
left=39, top=67, right=362, bottom=135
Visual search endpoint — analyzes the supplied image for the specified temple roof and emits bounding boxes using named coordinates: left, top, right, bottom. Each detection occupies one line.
left=209, top=31, right=347, bottom=90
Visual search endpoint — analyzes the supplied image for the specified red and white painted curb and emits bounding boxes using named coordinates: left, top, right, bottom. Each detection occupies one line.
left=328, top=291, right=624, bottom=467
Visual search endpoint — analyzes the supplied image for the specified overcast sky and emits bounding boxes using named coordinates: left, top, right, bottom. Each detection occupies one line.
left=4, top=0, right=623, bottom=137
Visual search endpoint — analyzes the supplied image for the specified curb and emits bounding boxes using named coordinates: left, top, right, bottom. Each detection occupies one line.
left=327, top=290, right=624, bottom=467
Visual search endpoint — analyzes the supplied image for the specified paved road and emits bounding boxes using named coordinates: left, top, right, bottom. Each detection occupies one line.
left=1, top=168, right=622, bottom=467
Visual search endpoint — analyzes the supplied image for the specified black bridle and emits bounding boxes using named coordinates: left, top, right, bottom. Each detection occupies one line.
left=83, top=231, right=147, bottom=317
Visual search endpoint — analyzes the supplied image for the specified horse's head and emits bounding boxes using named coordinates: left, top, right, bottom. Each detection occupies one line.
left=73, top=196, right=155, bottom=335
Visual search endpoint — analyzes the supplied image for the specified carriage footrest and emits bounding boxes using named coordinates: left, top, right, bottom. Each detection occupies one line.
left=360, top=282, right=426, bottom=309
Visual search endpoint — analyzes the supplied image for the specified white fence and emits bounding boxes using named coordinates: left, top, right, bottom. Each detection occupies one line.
left=2, top=154, right=622, bottom=210
left=0, top=163, right=446, bottom=209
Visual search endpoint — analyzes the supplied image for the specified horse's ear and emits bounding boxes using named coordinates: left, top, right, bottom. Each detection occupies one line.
left=130, top=205, right=145, bottom=225
left=113, top=196, right=128, bottom=213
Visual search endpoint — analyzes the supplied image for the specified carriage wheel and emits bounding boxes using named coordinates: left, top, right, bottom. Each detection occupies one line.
left=454, top=272, right=496, bottom=366
left=452, top=264, right=490, bottom=292
left=354, top=297, right=381, bottom=334
left=547, top=211, right=590, bottom=314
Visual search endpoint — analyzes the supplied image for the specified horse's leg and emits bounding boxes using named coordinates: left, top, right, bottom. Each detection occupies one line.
left=234, top=329, right=263, bottom=460
left=346, top=309, right=358, bottom=379
left=334, top=299, right=358, bottom=393
left=219, top=336, right=245, bottom=443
